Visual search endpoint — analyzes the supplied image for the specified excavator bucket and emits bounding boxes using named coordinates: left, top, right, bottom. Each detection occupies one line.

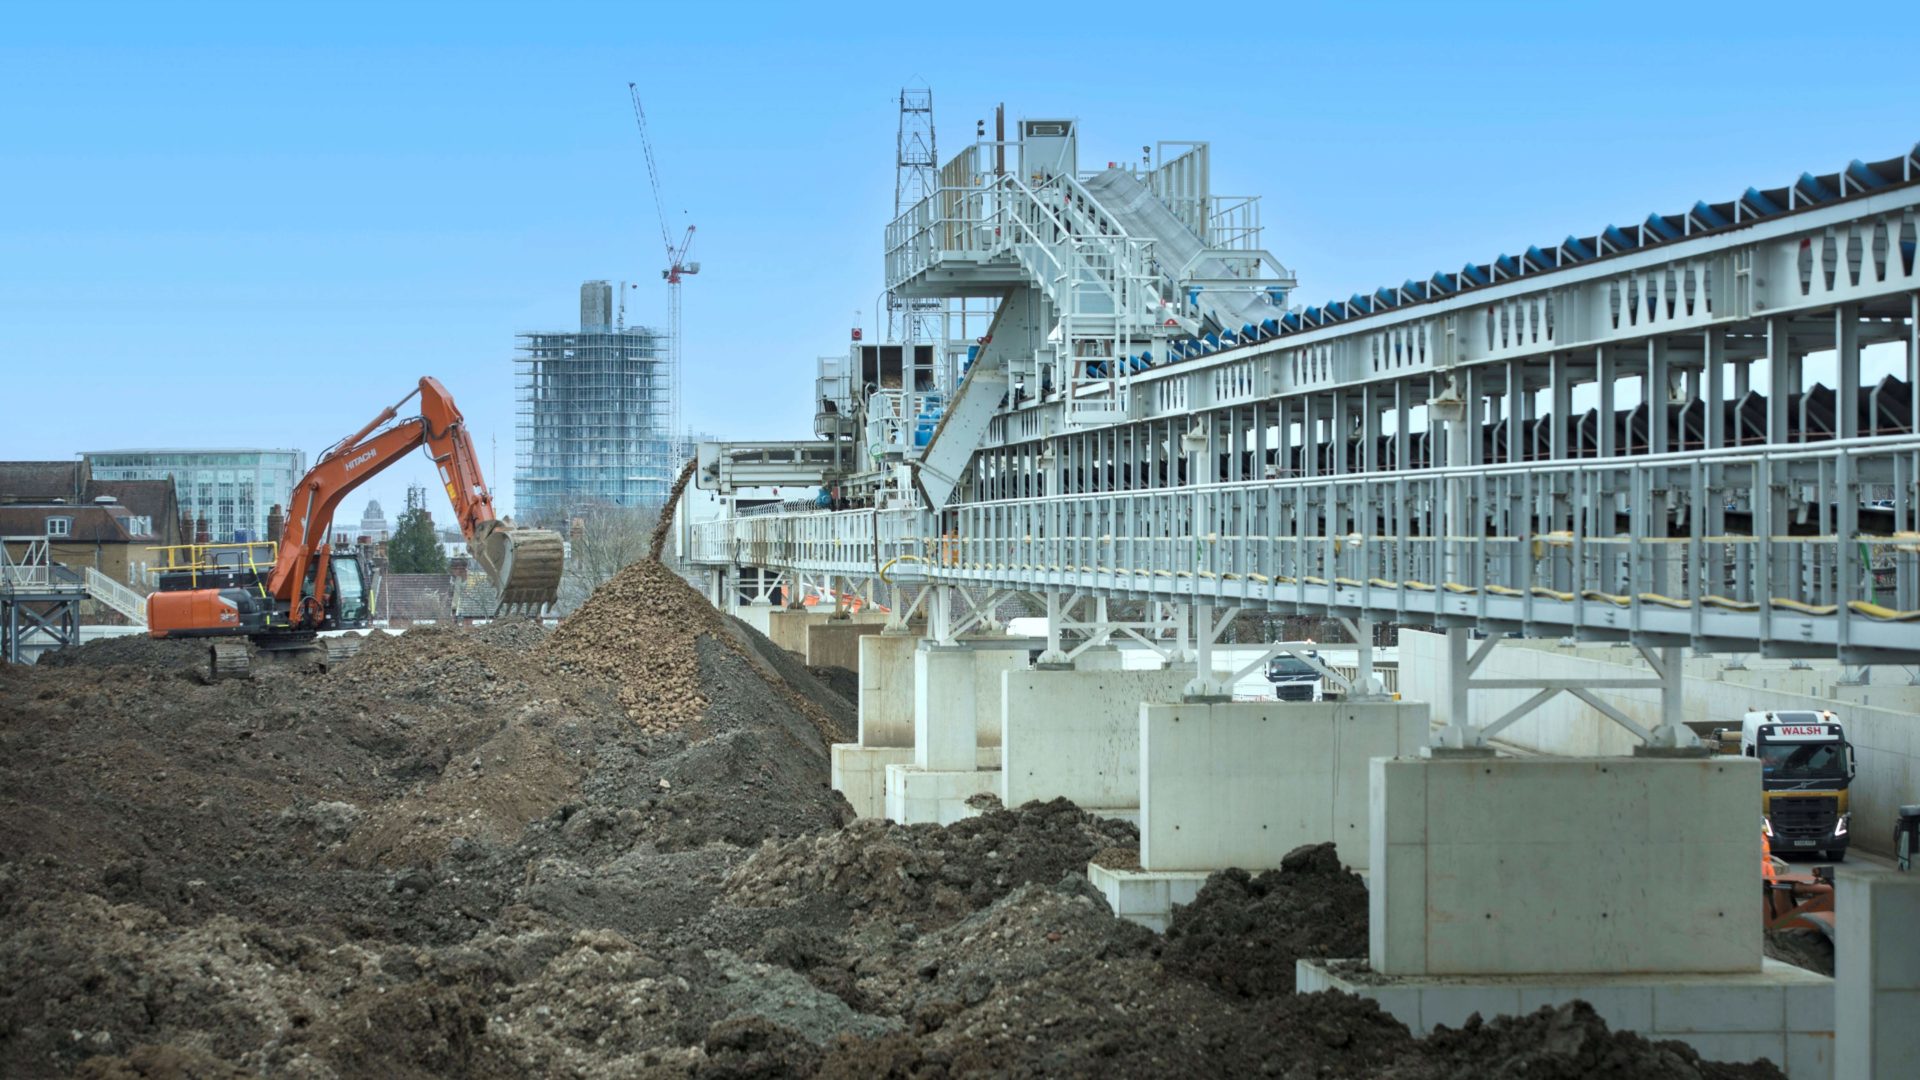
left=476, top=523, right=565, bottom=616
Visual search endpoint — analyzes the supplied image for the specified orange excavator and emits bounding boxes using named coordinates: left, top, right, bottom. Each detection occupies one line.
left=147, top=377, right=565, bottom=676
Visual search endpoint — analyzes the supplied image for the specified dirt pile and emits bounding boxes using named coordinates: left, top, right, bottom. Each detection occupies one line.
left=539, top=559, right=727, bottom=731
left=1763, top=927, right=1835, bottom=976
left=1, top=558, right=1784, bottom=1079
left=726, top=796, right=1137, bottom=927
left=1161, top=842, right=1371, bottom=997
left=1380, top=1001, right=1771, bottom=1079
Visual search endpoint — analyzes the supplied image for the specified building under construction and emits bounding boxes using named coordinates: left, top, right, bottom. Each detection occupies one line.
left=513, top=281, right=675, bottom=525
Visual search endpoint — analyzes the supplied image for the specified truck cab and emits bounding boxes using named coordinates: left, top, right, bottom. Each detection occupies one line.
left=1737, top=709, right=1855, bottom=861
left=1265, top=653, right=1322, bottom=702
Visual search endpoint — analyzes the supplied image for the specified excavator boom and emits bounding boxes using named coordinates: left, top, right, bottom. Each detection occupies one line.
left=238, top=377, right=562, bottom=628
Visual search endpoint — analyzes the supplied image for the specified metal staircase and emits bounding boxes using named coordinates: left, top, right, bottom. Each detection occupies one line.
left=84, top=567, right=148, bottom=626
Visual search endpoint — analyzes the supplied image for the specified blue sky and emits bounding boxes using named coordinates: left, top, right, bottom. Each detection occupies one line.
left=4, top=1, right=1917, bottom=522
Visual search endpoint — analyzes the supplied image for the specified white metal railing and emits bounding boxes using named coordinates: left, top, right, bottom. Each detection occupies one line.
left=886, top=143, right=1171, bottom=337
left=690, top=435, right=1920, bottom=656
left=85, top=567, right=148, bottom=625
left=0, top=537, right=70, bottom=592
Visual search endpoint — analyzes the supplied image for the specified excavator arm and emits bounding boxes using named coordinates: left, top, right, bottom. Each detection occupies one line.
left=270, top=377, right=563, bottom=624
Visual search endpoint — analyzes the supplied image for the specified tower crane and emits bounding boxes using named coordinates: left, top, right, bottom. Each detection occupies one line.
left=627, top=82, right=697, bottom=453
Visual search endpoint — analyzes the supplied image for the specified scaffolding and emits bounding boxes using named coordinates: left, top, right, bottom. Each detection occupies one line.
left=514, top=285, right=676, bottom=525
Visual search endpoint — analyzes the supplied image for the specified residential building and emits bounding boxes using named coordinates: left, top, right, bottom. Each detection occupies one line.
left=83, top=448, right=305, bottom=543
left=0, top=461, right=183, bottom=591
left=514, top=281, right=676, bottom=526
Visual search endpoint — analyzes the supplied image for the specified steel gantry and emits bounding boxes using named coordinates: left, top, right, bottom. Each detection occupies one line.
left=692, top=127, right=1920, bottom=749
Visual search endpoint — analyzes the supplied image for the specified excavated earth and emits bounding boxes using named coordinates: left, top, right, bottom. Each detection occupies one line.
left=0, top=559, right=1784, bottom=1078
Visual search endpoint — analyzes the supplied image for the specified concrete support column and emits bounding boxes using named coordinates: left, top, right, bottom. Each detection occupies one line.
left=915, top=645, right=982, bottom=771
left=1835, top=868, right=1920, bottom=1078
left=725, top=599, right=771, bottom=634
left=1370, top=754, right=1760, bottom=976
left=881, top=638, right=1031, bottom=825
left=999, top=665, right=1190, bottom=816
left=803, top=614, right=888, bottom=670
left=1140, top=700, right=1429, bottom=873
left=829, top=630, right=922, bottom=819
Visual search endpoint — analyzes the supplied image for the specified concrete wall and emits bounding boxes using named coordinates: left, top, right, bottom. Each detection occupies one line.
left=830, top=744, right=911, bottom=819
left=884, top=750, right=1003, bottom=825
left=1138, top=701, right=1428, bottom=873
left=731, top=602, right=773, bottom=637
left=805, top=620, right=885, bottom=671
left=857, top=633, right=918, bottom=748
left=999, top=667, right=1190, bottom=810
left=767, top=609, right=886, bottom=654
left=1369, top=754, right=1761, bottom=976
left=1301, top=959, right=1835, bottom=1078
left=1835, top=867, right=1920, bottom=1079
left=1400, top=630, right=1920, bottom=856
left=912, top=642, right=1030, bottom=771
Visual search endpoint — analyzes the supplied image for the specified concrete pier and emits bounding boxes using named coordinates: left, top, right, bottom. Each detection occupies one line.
left=767, top=608, right=886, bottom=656
left=1307, top=752, right=1839, bottom=1076
left=829, top=631, right=919, bottom=819
left=1090, top=699, right=1428, bottom=931
left=1834, top=867, right=1920, bottom=1079
left=1369, top=754, right=1760, bottom=976
left=1141, top=700, right=1428, bottom=874
left=998, top=664, right=1189, bottom=817
left=882, top=638, right=1030, bottom=824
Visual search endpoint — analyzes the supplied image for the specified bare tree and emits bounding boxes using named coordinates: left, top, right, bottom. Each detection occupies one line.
left=555, top=502, right=659, bottom=614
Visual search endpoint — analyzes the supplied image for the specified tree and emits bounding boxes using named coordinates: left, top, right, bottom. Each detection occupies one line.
left=555, top=502, right=658, bottom=614
left=387, top=484, right=448, bottom=575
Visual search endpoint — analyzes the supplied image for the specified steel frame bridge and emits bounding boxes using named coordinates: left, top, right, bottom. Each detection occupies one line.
left=690, top=128, right=1920, bottom=748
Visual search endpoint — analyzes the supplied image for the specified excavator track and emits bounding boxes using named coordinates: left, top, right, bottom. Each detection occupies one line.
left=489, top=528, right=565, bottom=615
left=209, top=640, right=252, bottom=680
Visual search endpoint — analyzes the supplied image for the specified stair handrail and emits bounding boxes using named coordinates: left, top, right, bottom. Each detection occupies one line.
left=84, top=566, right=148, bottom=625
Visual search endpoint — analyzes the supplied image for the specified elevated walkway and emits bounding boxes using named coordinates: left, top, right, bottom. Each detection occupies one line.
left=1, top=538, right=86, bottom=663
left=694, top=440, right=855, bottom=494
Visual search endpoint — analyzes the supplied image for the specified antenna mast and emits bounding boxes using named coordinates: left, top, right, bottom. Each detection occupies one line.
left=889, top=85, right=936, bottom=344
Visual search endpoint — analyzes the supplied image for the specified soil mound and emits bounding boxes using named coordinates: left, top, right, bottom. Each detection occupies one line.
left=0, top=555, right=1786, bottom=1079
left=539, top=559, right=728, bottom=732
left=1764, top=927, right=1835, bottom=976
left=1161, top=841, right=1371, bottom=997
left=1381, top=1000, right=1781, bottom=1079
left=726, top=797, right=1137, bottom=928
left=32, top=632, right=205, bottom=672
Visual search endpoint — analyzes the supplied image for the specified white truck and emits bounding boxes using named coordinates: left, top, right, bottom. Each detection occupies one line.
left=1727, top=709, right=1856, bottom=861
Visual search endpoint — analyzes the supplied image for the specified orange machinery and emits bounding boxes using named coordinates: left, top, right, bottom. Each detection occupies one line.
left=146, top=377, right=564, bottom=675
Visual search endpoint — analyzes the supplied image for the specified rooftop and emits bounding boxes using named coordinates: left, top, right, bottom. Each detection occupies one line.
left=84, top=448, right=303, bottom=456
